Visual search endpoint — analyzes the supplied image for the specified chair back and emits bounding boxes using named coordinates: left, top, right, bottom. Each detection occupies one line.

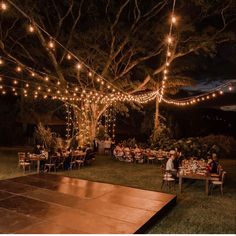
left=18, top=152, right=26, bottom=163
left=221, top=171, right=226, bottom=184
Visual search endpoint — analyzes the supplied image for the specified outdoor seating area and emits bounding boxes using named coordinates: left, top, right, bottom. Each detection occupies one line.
left=113, top=144, right=167, bottom=164
left=17, top=148, right=96, bottom=174
left=0, top=147, right=235, bottom=234
left=112, top=143, right=226, bottom=192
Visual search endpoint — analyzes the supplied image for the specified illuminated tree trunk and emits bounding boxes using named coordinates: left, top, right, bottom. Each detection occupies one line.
left=76, top=103, right=109, bottom=146
left=154, top=93, right=159, bottom=130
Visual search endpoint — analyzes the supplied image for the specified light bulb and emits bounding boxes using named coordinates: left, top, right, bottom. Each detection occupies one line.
left=76, top=63, right=81, bottom=69
left=28, top=25, right=35, bottom=33
left=171, top=16, right=177, bottom=24
left=16, top=66, right=22, bottom=72
left=1, top=2, right=7, bottom=10
left=48, top=41, right=55, bottom=49
left=167, top=36, right=172, bottom=43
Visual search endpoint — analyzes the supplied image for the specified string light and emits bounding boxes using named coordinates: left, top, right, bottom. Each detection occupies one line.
left=48, top=40, right=55, bottom=49
left=159, top=0, right=177, bottom=102
left=76, top=63, right=81, bottom=70
left=2, top=0, right=234, bottom=144
left=28, top=24, right=35, bottom=33
left=162, top=82, right=234, bottom=106
left=0, top=2, right=7, bottom=11
left=171, top=16, right=177, bottom=24
left=16, top=66, right=22, bottom=72
left=167, top=36, right=173, bottom=44
left=0, top=58, right=4, bottom=65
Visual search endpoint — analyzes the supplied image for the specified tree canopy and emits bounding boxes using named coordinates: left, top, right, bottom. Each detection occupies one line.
left=0, top=0, right=235, bottom=143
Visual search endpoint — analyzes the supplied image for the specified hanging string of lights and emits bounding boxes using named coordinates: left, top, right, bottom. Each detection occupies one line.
left=1, top=0, right=163, bottom=104
left=65, top=104, right=72, bottom=140
left=1, top=0, right=233, bottom=112
left=162, top=81, right=234, bottom=106
left=3, top=0, right=127, bottom=95
left=2, top=0, right=179, bottom=107
left=159, top=0, right=177, bottom=102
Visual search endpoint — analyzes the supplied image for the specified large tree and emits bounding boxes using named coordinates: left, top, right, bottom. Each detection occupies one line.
left=0, top=0, right=235, bottom=144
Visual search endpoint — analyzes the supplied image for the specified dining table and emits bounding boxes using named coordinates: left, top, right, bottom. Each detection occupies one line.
left=178, top=170, right=211, bottom=195
left=29, top=154, right=46, bottom=173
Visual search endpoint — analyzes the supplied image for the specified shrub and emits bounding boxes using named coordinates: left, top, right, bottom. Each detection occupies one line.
left=152, top=134, right=236, bottom=159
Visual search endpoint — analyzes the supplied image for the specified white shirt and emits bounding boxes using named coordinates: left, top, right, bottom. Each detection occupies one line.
left=166, top=157, right=175, bottom=171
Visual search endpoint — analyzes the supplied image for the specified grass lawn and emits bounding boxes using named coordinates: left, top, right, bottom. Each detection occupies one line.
left=0, top=147, right=236, bottom=233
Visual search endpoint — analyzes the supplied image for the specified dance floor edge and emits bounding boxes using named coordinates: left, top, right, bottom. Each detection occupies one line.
left=0, top=174, right=176, bottom=234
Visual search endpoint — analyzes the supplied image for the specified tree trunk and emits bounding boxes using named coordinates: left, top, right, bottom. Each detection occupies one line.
left=76, top=103, right=107, bottom=146
left=154, top=94, right=159, bottom=130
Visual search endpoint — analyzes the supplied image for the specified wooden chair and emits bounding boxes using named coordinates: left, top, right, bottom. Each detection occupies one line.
left=147, top=155, right=155, bottom=164
left=67, top=152, right=77, bottom=170
left=210, top=171, right=226, bottom=196
left=44, top=156, right=56, bottom=172
left=161, top=172, right=175, bottom=191
left=75, top=152, right=86, bottom=169
left=55, top=156, right=65, bottom=171
left=18, top=152, right=30, bottom=173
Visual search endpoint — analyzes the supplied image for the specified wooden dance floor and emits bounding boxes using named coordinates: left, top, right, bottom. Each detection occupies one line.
left=0, top=174, right=176, bottom=234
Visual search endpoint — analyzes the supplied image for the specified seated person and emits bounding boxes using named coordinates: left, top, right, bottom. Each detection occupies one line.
left=123, top=146, right=132, bottom=162
left=174, top=150, right=184, bottom=169
left=85, top=144, right=95, bottom=165
left=166, top=154, right=177, bottom=176
left=134, top=145, right=143, bottom=163
left=134, top=145, right=142, bottom=155
left=209, top=153, right=219, bottom=173
left=113, top=144, right=124, bottom=161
